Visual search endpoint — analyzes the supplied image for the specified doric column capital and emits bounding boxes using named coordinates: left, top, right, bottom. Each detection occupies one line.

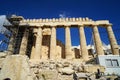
left=51, top=26, right=56, bottom=28
left=64, top=25, right=71, bottom=27
left=78, top=24, right=84, bottom=27
left=92, top=24, right=98, bottom=27
left=106, top=23, right=112, bottom=27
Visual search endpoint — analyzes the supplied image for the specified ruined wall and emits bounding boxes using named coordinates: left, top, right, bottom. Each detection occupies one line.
left=41, top=35, right=66, bottom=59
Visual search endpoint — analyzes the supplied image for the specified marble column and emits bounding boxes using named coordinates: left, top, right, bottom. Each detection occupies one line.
left=7, top=34, right=15, bottom=55
left=34, top=27, right=42, bottom=59
left=106, top=25, right=119, bottom=55
left=30, top=46, right=35, bottom=59
left=30, top=33, right=36, bottom=59
left=79, top=25, right=88, bottom=60
left=93, top=25, right=104, bottom=55
left=65, top=26, right=72, bottom=59
left=19, top=28, right=29, bottom=55
left=7, top=28, right=17, bottom=55
left=50, top=27, right=56, bottom=59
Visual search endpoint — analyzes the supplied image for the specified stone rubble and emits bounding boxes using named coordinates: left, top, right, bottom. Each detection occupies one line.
left=29, top=59, right=105, bottom=80
left=0, top=54, right=118, bottom=80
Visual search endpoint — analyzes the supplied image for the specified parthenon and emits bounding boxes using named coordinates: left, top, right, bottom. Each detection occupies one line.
left=1, top=15, right=120, bottom=80
left=5, top=15, right=119, bottom=61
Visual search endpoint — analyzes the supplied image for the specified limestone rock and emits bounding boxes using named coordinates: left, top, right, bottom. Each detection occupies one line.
left=49, top=64, right=56, bottom=70
left=0, top=55, right=33, bottom=80
left=56, top=63, right=63, bottom=68
left=63, top=61, right=70, bottom=67
left=38, top=70, right=58, bottom=80
left=78, top=65, right=85, bottom=72
left=73, top=64, right=79, bottom=72
left=0, top=58, right=4, bottom=68
left=32, top=68, right=39, bottom=74
left=0, top=52, right=7, bottom=58
left=84, top=65, right=105, bottom=73
left=29, top=61, right=39, bottom=68
left=57, top=68, right=62, bottom=73
left=61, top=67, right=74, bottom=75
left=58, top=74, right=73, bottom=80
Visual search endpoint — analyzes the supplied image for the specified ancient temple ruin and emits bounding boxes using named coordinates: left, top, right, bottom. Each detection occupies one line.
left=5, top=15, right=119, bottom=60
left=1, top=15, right=120, bottom=80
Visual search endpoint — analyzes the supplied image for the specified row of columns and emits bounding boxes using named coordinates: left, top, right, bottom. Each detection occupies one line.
left=8, top=25, right=119, bottom=60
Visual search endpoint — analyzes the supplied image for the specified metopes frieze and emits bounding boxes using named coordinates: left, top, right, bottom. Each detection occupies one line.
left=19, top=17, right=110, bottom=27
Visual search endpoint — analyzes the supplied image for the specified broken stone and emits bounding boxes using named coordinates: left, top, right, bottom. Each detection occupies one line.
left=56, top=63, right=63, bottom=68
left=33, top=68, right=39, bottom=74
left=0, top=55, right=33, bottom=80
left=38, top=70, right=58, bottom=80
left=49, top=64, right=56, bottom=70
left=78, top=65, right=85, bottom=72
left=61, top=67, right=74, bottom=75
left=0, top=52, right=7, bottom=58
left=63, top=61, right=70, bottom=67
left=73, top=65, right=79, bottom=72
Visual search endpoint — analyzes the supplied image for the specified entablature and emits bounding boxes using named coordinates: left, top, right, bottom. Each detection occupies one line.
left=19, top=18, right=110, bottom=28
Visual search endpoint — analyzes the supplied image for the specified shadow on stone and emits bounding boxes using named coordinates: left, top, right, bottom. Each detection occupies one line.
left=3, top=78, right=11, bottom=80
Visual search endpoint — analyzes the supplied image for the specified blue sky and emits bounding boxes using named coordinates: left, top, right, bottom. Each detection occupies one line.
left=0, top=0, right=120, bottom=48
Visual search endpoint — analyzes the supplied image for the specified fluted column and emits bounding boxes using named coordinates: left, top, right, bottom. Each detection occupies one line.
left=19, top=28, right=29, bottom=55
left=7, top=28, right=17, bottom=55
left=34, top=27, right=42, bottom=59
left=50, top=27, right=56, bottom=59
left=79, top=25, right=88, bottom=60
left=7, top=34, right=15, bottom=55
left=106, top=25, right=119, bottom=55
left=30, top=32, right=36, bottom=59
left=30, top=46, right=35, bottom=59
left=65, top=26, right=72, bottom=59
left=93, top=25, right=104, bottom=55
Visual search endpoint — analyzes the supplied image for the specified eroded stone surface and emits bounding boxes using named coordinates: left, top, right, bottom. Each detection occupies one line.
left=0, top=52, right=7, bottom=58
left=0, top=55, right=33, bottom=80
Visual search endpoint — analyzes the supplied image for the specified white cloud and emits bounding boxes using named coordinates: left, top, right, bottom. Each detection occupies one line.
left=59, top=13, right=66, bottom=18
left=72, top=44, right=112, bottom=50
left=59, top=11, right=70, bottom=18
left=0, top=15, right=10, bottom=34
